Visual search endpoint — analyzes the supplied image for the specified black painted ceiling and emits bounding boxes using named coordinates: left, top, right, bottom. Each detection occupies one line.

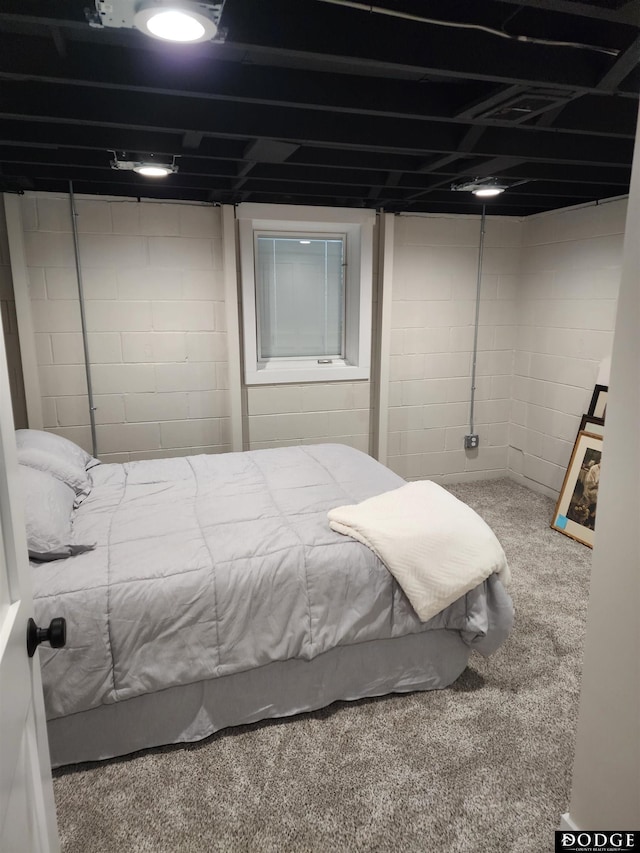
left=1, top=0, right=639, bottom=215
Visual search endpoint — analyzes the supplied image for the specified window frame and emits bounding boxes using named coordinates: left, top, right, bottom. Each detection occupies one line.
left=238, top=204, right=374, bottom=385
left=253, top=230, right=347, bottom=363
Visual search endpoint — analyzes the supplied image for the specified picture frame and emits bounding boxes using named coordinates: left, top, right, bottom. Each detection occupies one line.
left=578, top=414, right=605, bottom=438
left=551, top=430, right=603, bottom=549
left=587, top=384, right=608, bottom=420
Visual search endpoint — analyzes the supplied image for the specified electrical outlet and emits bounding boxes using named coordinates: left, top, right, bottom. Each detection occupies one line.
left=464, top=434, right=479, bottom=449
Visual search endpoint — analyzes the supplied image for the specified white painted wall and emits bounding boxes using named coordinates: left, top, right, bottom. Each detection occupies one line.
left=388, top=213, right=521, bottom=483
left=0, top=200, right=27, bottom=429
left=242, top=210, right=378, bottom=452
left=1, top=192, right=625, bottom=487
left=562, top=139, right=640, bottom=829
left=510, top=199, right=625, bottom=497
left=19, top=192, right=230, bottom=462
left=245, top=381, right=371, bottom=452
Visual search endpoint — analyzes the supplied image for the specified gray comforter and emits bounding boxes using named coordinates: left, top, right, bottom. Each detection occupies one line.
left=33, top=444, right=513, bottom=720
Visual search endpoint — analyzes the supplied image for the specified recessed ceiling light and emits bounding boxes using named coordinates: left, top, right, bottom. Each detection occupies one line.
left=473, top=186, right=505, bottom=197
left=134, top=163, right=173, bottom=177
left=451, top=178, right=508, bottom=197
left=299, top=240, right=311, bottom=244
left=110, top=153, right=179, bottom=177
left=134, top=2, right=219, bottom=43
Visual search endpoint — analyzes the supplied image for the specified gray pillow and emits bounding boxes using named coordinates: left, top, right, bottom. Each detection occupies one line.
left=16, top=429, right=100, bottom=505
left=18, top=465, right=96, bottom=562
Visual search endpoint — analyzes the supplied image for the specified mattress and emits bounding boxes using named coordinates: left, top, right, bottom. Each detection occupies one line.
left=33, top=444, right=513, bottom=762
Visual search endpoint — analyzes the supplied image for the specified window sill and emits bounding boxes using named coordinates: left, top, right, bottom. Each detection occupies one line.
left=245, top=360, right=370, bottom=385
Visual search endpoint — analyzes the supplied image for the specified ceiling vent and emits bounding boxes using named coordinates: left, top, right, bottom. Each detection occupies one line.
left=475, top=90, right=573, bottom=123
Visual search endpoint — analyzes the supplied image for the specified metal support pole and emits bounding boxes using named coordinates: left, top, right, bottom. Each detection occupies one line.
left=469, top=204, right=486, bottom=435
left=68, top=182, right=98, bottom=457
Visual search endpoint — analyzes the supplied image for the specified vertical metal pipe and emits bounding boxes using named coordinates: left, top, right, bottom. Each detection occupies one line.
left=469, top=204, right=486, bottom=434
left=68, top=181, right=98, bottom=457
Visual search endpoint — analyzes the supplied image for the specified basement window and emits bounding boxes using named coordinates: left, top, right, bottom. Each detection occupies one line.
left=238, top=204, right=374, bottom=385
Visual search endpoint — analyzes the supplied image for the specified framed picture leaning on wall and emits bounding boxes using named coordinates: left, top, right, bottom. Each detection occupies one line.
left=578, top=414, right=605, bottom=438
left=587, top=384, right=608, bottom=420
left=551, top=431, right=604, bottom=548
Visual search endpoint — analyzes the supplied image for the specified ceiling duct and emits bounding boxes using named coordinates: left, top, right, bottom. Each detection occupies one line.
left=474, top=90, right=575, bottom=123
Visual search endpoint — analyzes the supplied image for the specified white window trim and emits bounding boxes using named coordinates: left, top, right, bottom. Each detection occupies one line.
left=238, top=203, right=374, bottom=385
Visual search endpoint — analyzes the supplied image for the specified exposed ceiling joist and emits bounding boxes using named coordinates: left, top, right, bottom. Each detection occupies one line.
left=1, top=0, right=638, bottom=215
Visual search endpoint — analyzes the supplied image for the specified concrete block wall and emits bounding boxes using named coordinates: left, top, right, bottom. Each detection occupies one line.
left=510, top=199, right=625, bottom=497
left=244, top=217, right=378, bottom=454
left=0, top=201, right=27, bottom=429
left=387, top=214, right=521, bottom=483
left=4, top=191, right=624, bottom=492
left=245, top=382, right=371, bottom=451
left=21, top=193, right=230, bottom=462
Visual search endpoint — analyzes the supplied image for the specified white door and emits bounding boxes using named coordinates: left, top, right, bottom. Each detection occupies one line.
left=0, top=319, right=60, bottom=851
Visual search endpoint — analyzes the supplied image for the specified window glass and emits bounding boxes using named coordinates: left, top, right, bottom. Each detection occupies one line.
left=255, top=235, right=345, bottom=360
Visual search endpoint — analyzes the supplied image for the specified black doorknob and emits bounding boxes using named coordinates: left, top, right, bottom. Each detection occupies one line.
left=26, top=617, right=66, bottom=658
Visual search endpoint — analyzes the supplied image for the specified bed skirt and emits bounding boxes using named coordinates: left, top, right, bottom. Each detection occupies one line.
left=48, top=628, right=471, bottom=768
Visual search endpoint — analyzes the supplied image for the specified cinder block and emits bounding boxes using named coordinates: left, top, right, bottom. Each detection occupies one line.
left=79, top=234, right=147, bottom=269
left=246, top=385, right=304, bottom=416
left=178, top=205, right=221, bottom=239
left=464, top=445, right=508, bottom=472
left=487, top=422, right=509, bottom=447
left=326, top=408, right=370, bottom=436
left=91, top=363, right=155, bottom=394
left=96, top=422, right=161, bottom=453
left=51, top=333, right=84, bottom=364
left=213, top=302, right=227, bottom=332
left=39, top=364, right=88, bottom=396
left=75, top=200, right=113, bottom=234
left=160, top=418, right=222, bottom=449
left=24, top=231, right=75, bottom=268
left=139, top=203, right=180, bottom=237
left=182, top=270, right=224, bottom=301
left=154, top=362, right=216, bottom=393
left=148, top=236, right=214, bottom=269
left=55, top=396, right=91, bottom=427
left=82, top=268, right=118, bottom=300
left=34, top=334, right=53, bottom=366
left=401, top=427, right=445, bottom=455
left=185, top=332, right=227, bottom=362
left=111, top=203, right=140, bottom=235
left=27, top=268, right=47, bottom=299
left=36, top=197, right=72, bottom=233
left=19, top=196, right=38, bottom=233
left=85, top=300, right=152, bottom=332
left=187, top=390, right=229, bottom=419
left=125, top=392, right=189, bottom=423
left=122, top=332, right=187, bottom=364
left=92, top=395, right=126, bottom=425
left=301, top=382, right=355, bottom=412
left=389, top=354, right=424, bottom=382
left=41, top=397, right=57, bottom=428
left=88, top=332, right=122, bottom=363
left=152, top=301, right=215, bottom=332
left=249, top=412, right=329, bottom=443
left=352, top=382, right=370, bottom=409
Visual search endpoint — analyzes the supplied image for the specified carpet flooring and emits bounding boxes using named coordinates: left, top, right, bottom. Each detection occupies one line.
left=52, top=478, right=592, bottom=853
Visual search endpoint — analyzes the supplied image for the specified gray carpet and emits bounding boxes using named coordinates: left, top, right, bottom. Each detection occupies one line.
left=52, top=478, right=592, bottom=853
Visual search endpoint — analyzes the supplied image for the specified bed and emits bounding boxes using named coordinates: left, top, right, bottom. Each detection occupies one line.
left=18, top=430, right=514, bottom=768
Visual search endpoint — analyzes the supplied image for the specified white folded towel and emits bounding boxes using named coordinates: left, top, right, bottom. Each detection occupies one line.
left=328, top=480, right=510, bottom=622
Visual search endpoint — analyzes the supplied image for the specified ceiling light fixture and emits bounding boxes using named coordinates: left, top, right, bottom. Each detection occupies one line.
left=473, top=186, right=505, bottom=198
left=88, top=1, right=226, bottom=44
left=451, top=178, right=508, bottom=197
left=110, top=152, right=179, bottom=177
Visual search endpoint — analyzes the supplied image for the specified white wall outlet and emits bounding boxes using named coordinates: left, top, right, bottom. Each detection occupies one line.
left=464, top=434, right=479, bottom=449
